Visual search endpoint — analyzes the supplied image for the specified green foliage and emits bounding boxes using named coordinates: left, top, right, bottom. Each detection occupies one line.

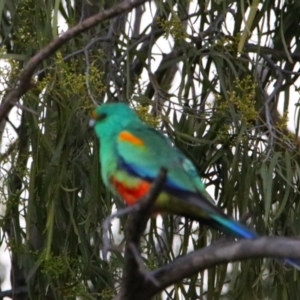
left=224, top=76, right=258, bottom=123
left=214, top=76, right=258, bottom=140
left=14, top=0, right=49, bottom=50
left=135, top=105, right=160, bottom=128
left=156, top=15, right=188, bottom=41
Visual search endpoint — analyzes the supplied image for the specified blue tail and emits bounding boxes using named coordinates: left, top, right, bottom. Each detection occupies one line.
left=211, top=214, right=258, bottom=239
left=211, top=214, right=300, bottom=270
left=284, top=258, right=300, bottom=271
left=180, top=192, right=300, bottom=271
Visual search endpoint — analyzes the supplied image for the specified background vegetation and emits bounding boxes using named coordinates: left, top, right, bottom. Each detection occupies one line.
left=0, top=0, right=300, bottom=299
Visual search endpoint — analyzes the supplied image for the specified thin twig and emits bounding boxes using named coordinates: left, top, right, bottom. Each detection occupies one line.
left=35, top=37, right=111, bottom=78
left=128, top=242, right=160, bottom=286
left=259, top=55, right=284, bottom=162
left=14, top=102, right=39, bottom=116
left=0, top=0, right=150, bottom=122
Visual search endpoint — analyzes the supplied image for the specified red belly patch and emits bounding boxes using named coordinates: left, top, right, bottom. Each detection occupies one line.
left=111, top=177, right=151, bottom=205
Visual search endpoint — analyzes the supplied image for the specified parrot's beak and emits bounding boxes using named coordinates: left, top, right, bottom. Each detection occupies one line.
left=89, top=119, right=96, bottom=127
left=89, top=110, right=97, bottom=127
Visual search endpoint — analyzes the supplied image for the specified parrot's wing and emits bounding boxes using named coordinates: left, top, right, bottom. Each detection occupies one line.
left=115, top=124, right=205, bottom=194
left=115, top=124, right=259, bottom=239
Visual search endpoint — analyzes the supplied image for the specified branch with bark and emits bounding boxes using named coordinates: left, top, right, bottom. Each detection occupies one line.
left=111, top=171, right=300, bottom=300
left=0, top=0, right=150, bottom=122
left=114, top=236, right=300, bottom=299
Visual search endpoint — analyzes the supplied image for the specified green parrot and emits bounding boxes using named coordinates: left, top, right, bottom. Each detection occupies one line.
left=90, top=102, right=300, bottom=270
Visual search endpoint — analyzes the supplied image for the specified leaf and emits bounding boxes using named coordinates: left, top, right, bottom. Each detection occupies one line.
left=260, top=162, right=272, bottom=224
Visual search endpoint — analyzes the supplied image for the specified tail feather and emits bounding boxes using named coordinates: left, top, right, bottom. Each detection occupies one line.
left=210, top=214, right=258, bottom=239
left=177, top=192, right=300, bottom=270
left=211, top=215, right=300, bottom=270
left=177, top=191, right=258, bottom=239
left=285, top=259, right=300, bottom=270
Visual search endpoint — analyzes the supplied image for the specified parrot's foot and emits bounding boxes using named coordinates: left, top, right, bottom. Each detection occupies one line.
left=128, top=242, right=160, bottom=287
left=102, top=206, right=139, bottom=260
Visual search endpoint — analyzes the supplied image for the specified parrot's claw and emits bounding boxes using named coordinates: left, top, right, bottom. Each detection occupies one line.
left=102, top=206, right=139, bottom=260
left=128, top=242, right=160, bottom=287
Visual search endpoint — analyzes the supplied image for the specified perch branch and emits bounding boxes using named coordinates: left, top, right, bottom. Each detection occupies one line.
left=115, top=236, right=300, bottom=299
left=0, top=0, right=150, bottom=122
left=116, top=168, right=167, bottom=300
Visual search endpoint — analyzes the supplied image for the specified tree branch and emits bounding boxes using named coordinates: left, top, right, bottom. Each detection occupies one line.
left=111, top=166, right=300, bottom=299
left=151, top=237, right=300, bottom=293
left=115, top=233, right=300, bottom=299
left=116, top=168, right=167, bottom=300
left=0, top=286, right=27, bottom=299
left=0, top=0, right=150, bottom=122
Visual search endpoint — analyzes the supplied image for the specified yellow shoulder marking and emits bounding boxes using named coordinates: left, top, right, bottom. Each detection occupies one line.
left=118, top=131, right=145, bottom=147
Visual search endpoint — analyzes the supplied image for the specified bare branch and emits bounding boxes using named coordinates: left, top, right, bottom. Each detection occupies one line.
left=0, top=286, right=27, bottom=299
left=116, top=168, right=167, bottom=300
left=151, top=237, right=300, bottom=293
left=103, top=167, right=167, bottom=289
left=0, top=0, right=150, bottom=122
left=115, top=237, right=300, bottom=299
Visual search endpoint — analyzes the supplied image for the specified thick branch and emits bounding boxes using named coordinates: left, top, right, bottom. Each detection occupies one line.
left=151, top=237, right=300, bottom=296
left=112, top=164, right=300, bottom=300
left=0, top=0, right=150, bottom=122
left=115, top=236, right=300, bottom=299
left=0, top=286, right=27, bottom=299
left=117, top=168, right=167, bottom=300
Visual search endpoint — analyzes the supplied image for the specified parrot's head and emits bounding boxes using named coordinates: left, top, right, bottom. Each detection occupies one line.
left=89, top=103, right=140, bottom=139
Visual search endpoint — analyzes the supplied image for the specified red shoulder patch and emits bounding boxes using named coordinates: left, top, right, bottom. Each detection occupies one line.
left=111, top=177, right=150, bottom=205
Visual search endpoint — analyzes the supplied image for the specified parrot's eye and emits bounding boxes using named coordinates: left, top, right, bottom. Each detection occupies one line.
left=96, top=113, right=107, bottom=121
left=89, top=111, right=107, bottom=127
left=91, top=111, right=107, bottom=122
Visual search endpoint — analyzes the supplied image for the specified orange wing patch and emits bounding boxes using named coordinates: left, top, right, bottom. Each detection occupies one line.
left=111, top=177, right=150, bottom=205
left=118, top=131, right=145, bottom=147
